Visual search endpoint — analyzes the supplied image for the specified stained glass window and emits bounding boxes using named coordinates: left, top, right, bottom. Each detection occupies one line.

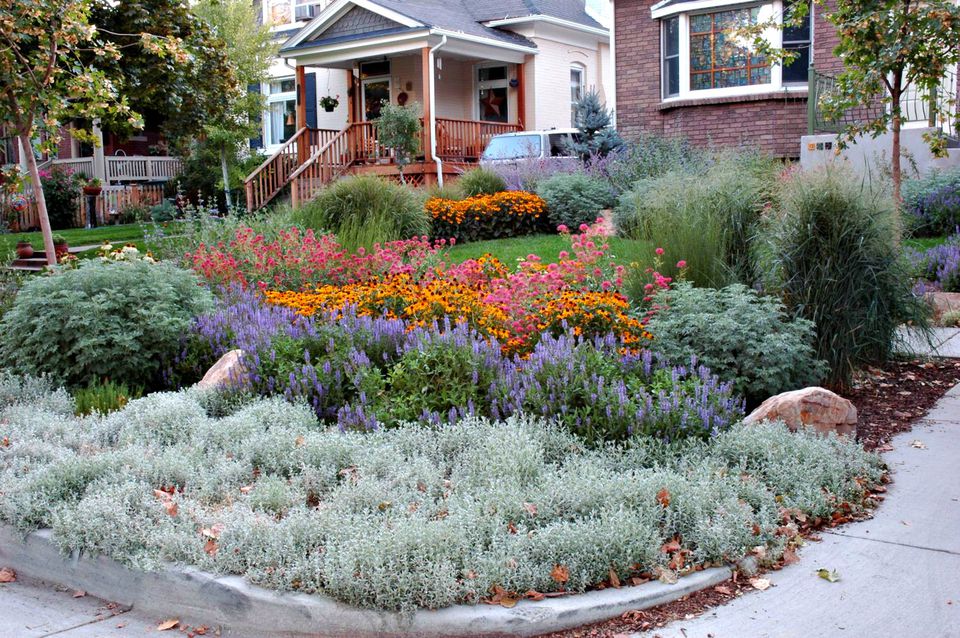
left=689, top=8, right=769, bottom=90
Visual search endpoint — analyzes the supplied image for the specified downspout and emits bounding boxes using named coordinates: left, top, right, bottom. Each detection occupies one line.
left=428, top=35, right=448, bottom=186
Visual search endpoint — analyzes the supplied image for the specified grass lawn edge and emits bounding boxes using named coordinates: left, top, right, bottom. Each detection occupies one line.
left=0, top=525, right=731, bottom=638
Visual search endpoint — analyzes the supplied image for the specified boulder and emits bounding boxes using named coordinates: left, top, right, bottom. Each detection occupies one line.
left=743, top=387, right=857, bottom=437
left=197, top=349, right=247, bottom=390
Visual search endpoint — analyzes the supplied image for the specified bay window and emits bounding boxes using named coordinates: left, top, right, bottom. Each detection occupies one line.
left=657, top=1, right=810, bottom=100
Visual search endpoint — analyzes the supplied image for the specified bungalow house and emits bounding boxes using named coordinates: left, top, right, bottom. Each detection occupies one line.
left=244, top=0, right=614, bottom=210
left=612, top=0, right=959, bottom=166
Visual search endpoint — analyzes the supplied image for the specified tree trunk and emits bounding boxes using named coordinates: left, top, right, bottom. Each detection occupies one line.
left=891, top=112, right=902, bottom=204
left=220, top=148, right=233, bottom=210
left=19, top=133, right=57, bottom=266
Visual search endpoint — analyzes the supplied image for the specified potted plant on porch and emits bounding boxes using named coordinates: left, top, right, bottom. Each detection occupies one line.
left=52, top=234, right=69, bottom=259
left=82, top=177, right=102, bottom=197
left=14, top=237, right=33, bottom=259
left=319, top=95, right=339, bottom=113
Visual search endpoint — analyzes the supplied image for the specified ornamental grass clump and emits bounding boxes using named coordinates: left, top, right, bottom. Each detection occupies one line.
left=296, top=175, right=431, bottom=252
left=0, top=385, right=883, bottom=611
left=0, top=259, right=212, bottom=390
left=765, top=167, right=931, bottom=389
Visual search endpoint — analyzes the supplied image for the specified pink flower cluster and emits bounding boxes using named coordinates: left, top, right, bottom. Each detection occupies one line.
left=187, top=227, right=452, bottom=291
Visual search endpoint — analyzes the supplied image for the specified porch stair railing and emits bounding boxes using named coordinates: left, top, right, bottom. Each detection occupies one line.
left=244, top=127, right=340, bottom=211
left=249, top=119, right=523, bottom=211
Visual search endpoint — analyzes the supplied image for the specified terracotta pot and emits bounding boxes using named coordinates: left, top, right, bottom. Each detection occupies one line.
left=82, top=186, right=102, bottom=196
left=15, top=241, right=33, bottom=259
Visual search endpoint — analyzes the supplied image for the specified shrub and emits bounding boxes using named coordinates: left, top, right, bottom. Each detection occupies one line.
left=616, top=153, right=775, bottom=289
left=908, top=236, right=960, bottom=292
left=535, top=172, right=616, bottom=230
left=902, top=168, right=960, bottom=237
left=296, top=175, right=430, bottom=251
left=426, top=191, right=548, bottom=243
left=598, top=133, right=702, bottom=195
left=765, top=167, right=931, bottom=388
left=74, top=380, right=143, bottom=416
left=568, top=90, right=624, bottom=159
left=376, top=103, right=422, bottom=181
left=0, top=259, right=213, bottom=390
left=647, top=282, right=827, bottom=406
left=456, top=168, right=507, bottom=198
left=0, top=388, right=883, bottom=611
left=40, top=166, right=80, bottom=229
left=150, top=200, right=178, bottom=223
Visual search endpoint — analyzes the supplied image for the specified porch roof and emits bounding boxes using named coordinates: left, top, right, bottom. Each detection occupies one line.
left=280, top=0, right=543, bottom=63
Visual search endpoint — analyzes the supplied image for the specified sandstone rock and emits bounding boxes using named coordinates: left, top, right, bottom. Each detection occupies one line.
left=197, top=349, right=246, bottom=390
left=743, top=387, right=857, bottom=437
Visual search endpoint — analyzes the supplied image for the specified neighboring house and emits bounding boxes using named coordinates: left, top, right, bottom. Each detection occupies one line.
left=245, top=0, right=613, bottom=210
left=612, top=0, right=959, bottom=164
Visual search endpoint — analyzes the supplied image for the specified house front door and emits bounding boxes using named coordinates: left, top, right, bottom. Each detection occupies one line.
left=362, top=77, right=391, bottom=121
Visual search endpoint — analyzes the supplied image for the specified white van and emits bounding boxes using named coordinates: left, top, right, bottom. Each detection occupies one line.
left=479, top=129, right=582, bottom=166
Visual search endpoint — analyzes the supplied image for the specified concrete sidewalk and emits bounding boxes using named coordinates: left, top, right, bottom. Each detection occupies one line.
left=644, top=386, right=960, bottom=638
left=897, top=326, right=960, bottom=358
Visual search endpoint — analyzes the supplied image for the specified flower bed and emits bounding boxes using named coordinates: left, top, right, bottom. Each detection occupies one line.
left=0, top=373, right=884, bottom=612
left=426, top=191, right=549, bottom=244
left=909, top=236, right=960, bottom=293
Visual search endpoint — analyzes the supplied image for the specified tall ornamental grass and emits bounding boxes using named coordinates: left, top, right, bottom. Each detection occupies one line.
left=615, top=152, right=777, bottom=290
left=295, top=175, right=431, bottom=251
left=764, top=167, right=930, bottom=389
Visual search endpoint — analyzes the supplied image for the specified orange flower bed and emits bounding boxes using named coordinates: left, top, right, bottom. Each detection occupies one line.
left=426, top=191, right=549, bottom=243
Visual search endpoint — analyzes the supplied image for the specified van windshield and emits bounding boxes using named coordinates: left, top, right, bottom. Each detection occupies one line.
left=482, top=134, right=542, bottom=161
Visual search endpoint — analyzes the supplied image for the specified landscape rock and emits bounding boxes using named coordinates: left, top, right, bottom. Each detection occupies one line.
left=197, top=349, right=246, bottom=390
left=743, top=387, right=857, bottom=437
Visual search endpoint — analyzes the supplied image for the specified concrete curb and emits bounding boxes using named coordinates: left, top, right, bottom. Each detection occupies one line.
left=0, top=526, right=731, bottom=637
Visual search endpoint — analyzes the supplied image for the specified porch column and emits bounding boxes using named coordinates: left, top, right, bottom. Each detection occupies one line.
left=92, top=119, right=107, bottom=184
left=296, top=64, right=308, bottom=164
left=421, top=47, right=432, bottom=163
left=516, top=59, right=527, bottom=130
left=346, top=70, right=355, bottom=124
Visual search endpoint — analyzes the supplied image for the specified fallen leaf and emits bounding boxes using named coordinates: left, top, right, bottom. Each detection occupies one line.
left=295, top=435, right=305, bottom=447
left=781, top=546, right=800, bottom=566
left=0, top=567, right=15, bottom=583
left=194, top=626, right=208, bottom=635
left=749, top=577, right=771, bottom=591
left=204, top=538, right=218, bottom=556
left=499, top=595, right=519, bottom=608
left=524, top=589, right=545, bottom=601
left=157, top=619, right=180, bottom=631
left=714, top=585, right=733, bottom=596
left=656, top=566, right=678, bottom=584
left=609, top=567, right=621, bottom=588
left=550, top=564, right=570, bottom=585
left=901, top=520, right=911, bottom=526
left=507, top=521, right=517, bottom=534
left=656, top=487, right=671, bottom=508
left=661, top=539, right=682, bottom=554
left=817, top=568, right=840, bottom=582
left=1, top=436, right=9, bottom=447
left=201, top=523, right=224, bottom=539
left=162, top=500, right=178, bottom=517
left=72, top=590, right=86, bottom=598
left=239, top=485, right=253, bottom=494
left=877, top=444, right=894, bottom=453
left=523, top=502, right=538, bottom=516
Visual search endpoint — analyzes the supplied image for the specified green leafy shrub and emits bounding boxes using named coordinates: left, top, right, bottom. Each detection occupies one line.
left=376, top=103, right=422, bottom=181
left=0, top=259, right=213, bottom=390
left=765, top=167, right=931, bottom=388
left=456, top=168, right=506, bottom=198
left=536, top=172, right=616, bottom=230
left=616, top=153, right=775, bottom=289
left=0, top=387, right=883, bottom=611
left=150, top=200, right=178, bottom=223
left=40, top=166, right=80, bottom=229
left=296, top=175, right=430, bottom=251
left=74, top=380, right=143, bottom=416
left=648, top=282, right=827, bottom=406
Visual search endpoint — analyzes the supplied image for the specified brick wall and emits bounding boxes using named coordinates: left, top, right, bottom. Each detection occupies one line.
left=615, top=0, right=840, bottom=158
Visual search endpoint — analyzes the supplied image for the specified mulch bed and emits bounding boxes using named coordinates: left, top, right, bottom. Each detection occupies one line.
left=542, top=356, right=960, bottom=638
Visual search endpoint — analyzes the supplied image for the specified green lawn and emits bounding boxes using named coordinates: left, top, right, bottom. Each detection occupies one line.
left=1, top=224, right=148, bottom=256
left=444, top=233, right=653, bottom=268
left=904, top=236, right=950, bottom=251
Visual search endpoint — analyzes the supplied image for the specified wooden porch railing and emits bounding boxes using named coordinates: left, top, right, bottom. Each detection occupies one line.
left=106, top=156, right=182, bottom=182
left=244, top=127, right=340, bottom=211
left=433, top=119, right=521, bottom=161
left=257, top=119, right=524, bottom=210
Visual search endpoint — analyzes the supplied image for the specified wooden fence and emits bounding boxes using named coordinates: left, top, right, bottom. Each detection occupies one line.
left=3, top=183, right=165, bottom=232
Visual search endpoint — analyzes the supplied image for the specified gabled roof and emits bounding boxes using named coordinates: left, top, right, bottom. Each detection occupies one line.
left=281, top=0, right=605, bottom=54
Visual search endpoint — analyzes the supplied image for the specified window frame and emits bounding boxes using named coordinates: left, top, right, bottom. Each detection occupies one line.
left=570, top=64, right=586, bottom=125
left=658, top=1, right=811, bottom=102
left=474, top=62, right=511, bottom=123
left=263, top=77, right=298, bottom=149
